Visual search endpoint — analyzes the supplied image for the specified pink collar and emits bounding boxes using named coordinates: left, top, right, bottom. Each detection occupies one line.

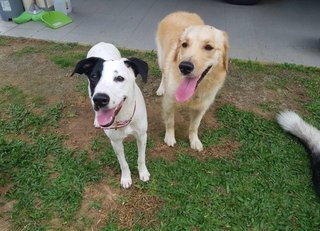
left=104, top=102, right=136, bottom=130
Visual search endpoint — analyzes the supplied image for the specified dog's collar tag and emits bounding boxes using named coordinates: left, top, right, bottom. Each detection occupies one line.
left=105, top=102, right=136, bottom=130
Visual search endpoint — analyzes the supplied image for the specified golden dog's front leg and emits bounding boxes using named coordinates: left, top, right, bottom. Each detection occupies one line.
left=162, top=96, right=176, bottom=147
left=156, top=73, right=165, bottom=96
left=189, top=108, right=207, bottom=151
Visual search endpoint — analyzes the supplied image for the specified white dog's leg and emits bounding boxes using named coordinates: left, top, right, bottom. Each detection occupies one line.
left=189, top=108, right=207, bottom=151
left=110, top=140, right=132, bottom=188
left=135, top=132, right=150, bottom=182
left=163, top=97, right=176, bottom=147
left=156, top=74, right=165, bottom=96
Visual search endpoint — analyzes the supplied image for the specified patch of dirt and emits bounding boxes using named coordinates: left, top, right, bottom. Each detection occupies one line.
left=115, top=187, right=162, bottom=229
left=0, top=186, right=14, bottom=231
left=190, top=140, right=240, bottom=160
left=75, top=179, right=119, bottom=230
left=149, top=139, right=239, bottom=162
left=148, top=142, right=178, bottom=162
left=0, top=211, right=12, bottom=231
left=58, top=97, right=100, bottom=151
left=63, top=178, right=162, bottom=231
left=221, top=64, right=307, bottom=119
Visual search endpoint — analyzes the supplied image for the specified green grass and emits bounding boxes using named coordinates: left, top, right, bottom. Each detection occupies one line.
left=0, top=86, right=63, bottom=136
left=137, top=105, right=320, bottom=230
left=51, top=53, right=86, bottom=68
left=0, top=85, right=103, bottom=230
left=0, top=37, right=8, bottom=46
left=75, top=78, right=88, bottom=97
left=1, top=36, right=320, bottom=230
left=232, top=58, right=320, bottom=75
left=299, top=74, right=320, bottom=124
left=12, top=46, right=43, bottom=57
left=231, top=59, right=267, bottom=72
left=10, top=40, right=87, bottom=70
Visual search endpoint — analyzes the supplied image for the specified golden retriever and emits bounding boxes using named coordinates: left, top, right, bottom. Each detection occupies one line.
left=156, top=11, right=229, bottom=151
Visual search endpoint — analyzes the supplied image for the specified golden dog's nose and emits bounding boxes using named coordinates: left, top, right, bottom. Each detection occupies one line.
left=179, top=61, right=194, bottom=75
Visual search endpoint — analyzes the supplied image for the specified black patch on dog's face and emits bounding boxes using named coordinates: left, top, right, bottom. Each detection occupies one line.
left=88, top=61, right=104, bottom=96
left=72, top=57, right=105, bottom=97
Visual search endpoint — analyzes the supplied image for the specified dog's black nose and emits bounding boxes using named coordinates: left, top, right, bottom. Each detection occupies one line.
left=93, top=93, right=110, bottom=109
left=179, top=61, right=194, bottom=75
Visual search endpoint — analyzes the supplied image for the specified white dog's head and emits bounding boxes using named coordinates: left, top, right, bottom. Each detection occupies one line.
left=72, top=57, right=148, bottom=127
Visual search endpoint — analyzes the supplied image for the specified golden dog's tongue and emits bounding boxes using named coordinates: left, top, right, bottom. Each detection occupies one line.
left=97, top=108, right=115, bottom=127
left=175, top=77, right=199, bottom=102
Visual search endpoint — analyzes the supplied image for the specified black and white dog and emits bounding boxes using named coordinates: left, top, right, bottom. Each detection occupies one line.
left=277, top=111, right=320, bottom=197
left=72, top=42, right=150, bottom=188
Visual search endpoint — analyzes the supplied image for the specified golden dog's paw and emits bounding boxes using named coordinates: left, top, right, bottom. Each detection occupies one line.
left=164, top=132, right=176, bottom=147
left=190, top=138, right=203, bottom=152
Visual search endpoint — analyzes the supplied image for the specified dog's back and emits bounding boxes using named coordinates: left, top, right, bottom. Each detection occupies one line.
left=156, top=12, right=204, bottom=70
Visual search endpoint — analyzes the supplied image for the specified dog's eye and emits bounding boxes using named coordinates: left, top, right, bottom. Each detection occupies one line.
left=114, top=76, right=125, bottom=82
left=91, top=74, right=97, bottom=79
left=204, top=45, right=214, bottom=51
left=182, top=42, right=188, bottom=48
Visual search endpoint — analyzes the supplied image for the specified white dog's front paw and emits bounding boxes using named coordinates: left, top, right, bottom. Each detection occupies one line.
left=156, top=86, right=164, bottom=96
left=139, top=169, right=150, bottom=182
left=120, top=176, right=132, bottom=189
left=190, top=137, right=203, bottom=152
left=164, top=132, right=176, bottom=147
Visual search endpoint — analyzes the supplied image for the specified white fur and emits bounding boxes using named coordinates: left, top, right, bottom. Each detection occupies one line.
left=87, top=44, right=149, bottom=188
left=277, top=111, right=320, bottom=152
left=87, top=42, right=121, bottom=61
left=87, top=42, right=122, bottom=127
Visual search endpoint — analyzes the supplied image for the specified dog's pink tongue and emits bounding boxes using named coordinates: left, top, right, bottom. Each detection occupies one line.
left=97, top=109, right=115, bottom=127
left=175, top=77, right=199, bottom=102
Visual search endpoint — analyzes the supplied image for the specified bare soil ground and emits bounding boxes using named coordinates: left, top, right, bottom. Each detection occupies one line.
left=0, top=37, right=306, bottom=230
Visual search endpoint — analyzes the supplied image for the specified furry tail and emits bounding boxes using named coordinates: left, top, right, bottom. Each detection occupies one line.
left=277, top=111, right=320, bottom=197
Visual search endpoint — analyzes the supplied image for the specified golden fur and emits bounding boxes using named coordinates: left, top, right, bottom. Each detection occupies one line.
left=156, top=11, right=229, bottom=151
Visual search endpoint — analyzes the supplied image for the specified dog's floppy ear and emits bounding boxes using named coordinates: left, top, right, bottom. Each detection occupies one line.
left=124, top=58, right=148, bottom=83
left=222, top=31, right=229, bottom=71
left=173, top=40, right=181, bottom=63
left=71, top=57, right=104, bottom=76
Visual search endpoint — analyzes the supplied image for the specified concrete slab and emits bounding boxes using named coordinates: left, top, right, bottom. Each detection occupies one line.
left=0, top=0, right=319, bottom=67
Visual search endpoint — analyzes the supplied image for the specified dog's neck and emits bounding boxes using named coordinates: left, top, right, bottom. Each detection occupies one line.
left=104, top=102, right=136, bottom=130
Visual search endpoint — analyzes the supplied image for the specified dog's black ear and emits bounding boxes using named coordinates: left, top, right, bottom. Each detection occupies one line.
left=124, top=58, right=148, bottom=83
left=71, top=57, right=104, bottom=77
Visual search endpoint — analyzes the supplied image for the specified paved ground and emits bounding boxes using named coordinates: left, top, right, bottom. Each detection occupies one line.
left=0, top=0, right=319, bottom=67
